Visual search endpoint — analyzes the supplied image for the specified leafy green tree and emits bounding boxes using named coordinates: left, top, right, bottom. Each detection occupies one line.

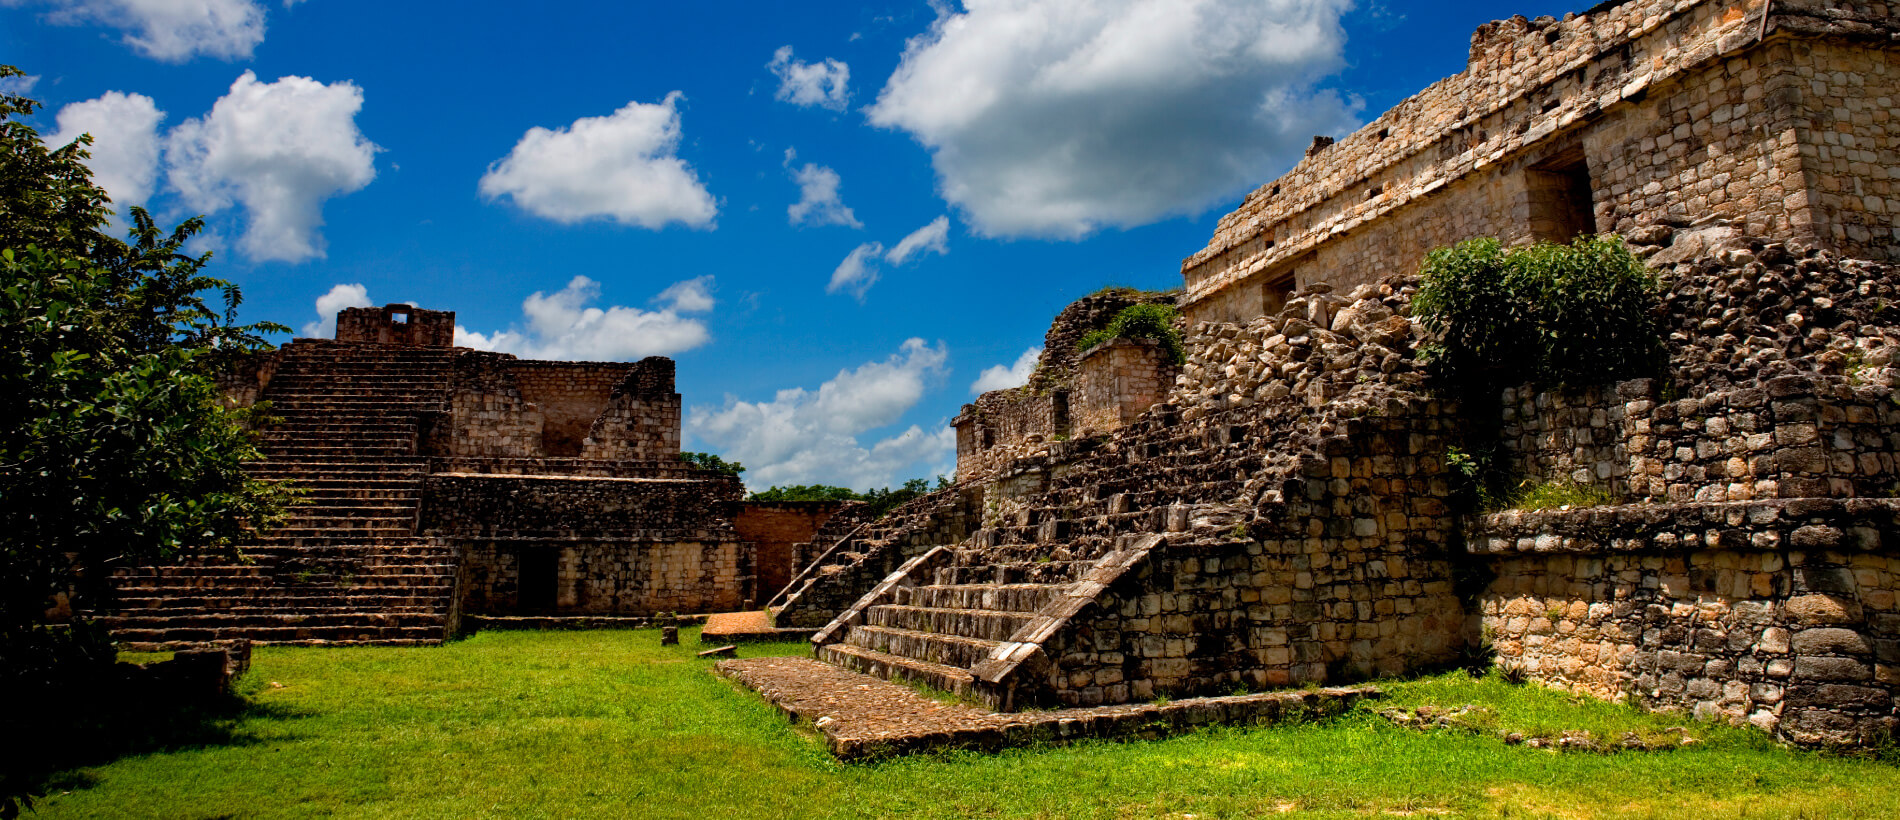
left=748, top=476, right=953, bottom=517
left=0, top=65, right=291, bottom=817
left=747, top=484, right=861, bottom=502
left=678, top=451, right=745, bottom=477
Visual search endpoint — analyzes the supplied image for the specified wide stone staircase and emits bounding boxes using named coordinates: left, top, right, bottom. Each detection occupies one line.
left=97, top=340, right=464, bottom=649
left=815, top=547, right=1094, bottom=698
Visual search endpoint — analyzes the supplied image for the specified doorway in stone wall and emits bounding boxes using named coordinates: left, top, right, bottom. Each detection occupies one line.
left=1525, top=145, right=1597, bottom=243
left=518, top=549, right=558, bottom=612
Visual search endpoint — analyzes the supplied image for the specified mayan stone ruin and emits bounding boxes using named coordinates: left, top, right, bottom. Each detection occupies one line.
left=92, top=0, right=1897, bottom=750
left=734, top=0, right=1900, bottom=748
left=100, top=303, right=844, bottom=648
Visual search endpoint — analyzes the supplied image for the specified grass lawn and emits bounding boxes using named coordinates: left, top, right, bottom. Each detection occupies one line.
left=30, top=628, right=1899, bottom=819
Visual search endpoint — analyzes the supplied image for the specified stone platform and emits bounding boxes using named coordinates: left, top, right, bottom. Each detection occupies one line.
left=700, top=610, right=818, bottom=644
left=717, top=656, right=1377, bottom=760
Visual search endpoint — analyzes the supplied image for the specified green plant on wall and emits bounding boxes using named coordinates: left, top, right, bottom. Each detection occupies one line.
left=1077, top=303, right=1186, bottom=365
left=1411, top=235, right=1661, bottom=401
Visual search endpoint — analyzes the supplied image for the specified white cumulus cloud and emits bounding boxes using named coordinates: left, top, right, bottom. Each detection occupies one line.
left=868, top=0, right=1360, bottom=238
left=479, top=93, right=717, bottom=230
left=301, top=282, right=371, bottom=338
left=165, top=71, right=378, bottom=263
left=826, top=215, right=951, bottom=301
left=47, top=91, right=165, bottom=209
left=15, top=0, right=273, bottom=62
left=971, top=346, right=1042, bottom=394
left=768, top=45, right=850, bottom=111
left=453, top=275, right=714, bottom=361
left=886, top=214, right=949, bottom=264
left=688, top=338, right=954, bottom=490
left=787, top=158, right=861, bottom=228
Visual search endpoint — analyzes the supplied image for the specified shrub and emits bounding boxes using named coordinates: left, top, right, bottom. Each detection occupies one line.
left=1077, top=303, right=1185, bottom=364
left=679, top=452, right=744, bottom=477
left=1412, top=235, right=1660, bottom=398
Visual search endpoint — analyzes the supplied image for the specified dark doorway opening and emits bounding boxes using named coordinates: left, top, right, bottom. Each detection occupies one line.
left=1526, top=147, right=1597, bottom=243
left=518, top=549, right=558, bottom=612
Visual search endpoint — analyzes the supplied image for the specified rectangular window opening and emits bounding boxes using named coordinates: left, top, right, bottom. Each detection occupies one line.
left=1525, top=147, right=1597, bottom=243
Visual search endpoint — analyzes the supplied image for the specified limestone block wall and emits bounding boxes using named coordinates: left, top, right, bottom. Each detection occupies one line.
left=580, top=358, right=681, bottom=462
left=425, top=472, right=751, bottom=616
left=1180, top=0, right=1900, bottom=325
left=460, top=539, right=750, bottom=616
left=211, top=349, right=278, bottom=409
left=1072, top=339, right=1175, bottom=437
left=442, top=352, right=544, bottom=458
left=509, top=361, right=635, bottom=456
left=1793, top=37, right=1899, bottom=261
left=734, top=501, right=849, bottom=603
left=1472, top=498, right=1900, bottom=745
left=420, top=473, right=742, bottom=539
left=335, top=305, right=455, bottom=347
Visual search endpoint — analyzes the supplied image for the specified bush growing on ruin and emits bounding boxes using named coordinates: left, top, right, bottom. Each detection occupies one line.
left=1077, top=302, right=1186, bottom=364
left=0, top=65, right=292, bottom=816
left=1412, top=235, right=1660, bottom=397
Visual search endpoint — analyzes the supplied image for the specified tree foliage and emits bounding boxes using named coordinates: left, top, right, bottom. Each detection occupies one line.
left=1411, top=235, right=1661, bottom=398
left=0, top=65, right=291, bottom=817
left=749, top=476, right=952, bottom=518
left=678, top=451, right=745, bottom=477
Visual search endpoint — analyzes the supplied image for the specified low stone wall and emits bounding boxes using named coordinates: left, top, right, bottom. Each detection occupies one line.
left=1472, top=498, right=1900, bottom=745
left=509, top=360, right=636, bottom=457
left=460, top=539, right=749, bottom=616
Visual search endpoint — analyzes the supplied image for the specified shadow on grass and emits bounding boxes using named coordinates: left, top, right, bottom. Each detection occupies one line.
left=4, top=677, right=310, bottom=816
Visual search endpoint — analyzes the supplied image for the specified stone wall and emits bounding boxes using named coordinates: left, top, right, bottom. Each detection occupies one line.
left=1472, top=498, right=1900, bottom=745
left=735, top=501, right=850, bottom=603
left=460, top=539, right=750, bottom=616
left=420, top=473, right=742, bottom=539
left=1180, top=0, right=1900, bottom=325
left=335, top=304, right=456, bottom=347
left=425, top=472, right=752, bottom=616
left=442, top=352, right=544, bottom=459
left=1072, top=339, right=1175, bottom=437
left=580, top=358, right=681, bottom=462
left=509, top=361, right=635, bottom=457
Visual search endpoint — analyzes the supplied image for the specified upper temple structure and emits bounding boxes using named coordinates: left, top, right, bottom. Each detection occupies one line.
left=735, top=0, right=1900, bottom=749
left=1181, top=0, right=1897, bottom=325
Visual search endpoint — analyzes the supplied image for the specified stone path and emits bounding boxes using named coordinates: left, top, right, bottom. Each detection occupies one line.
left=718, top=656, right=1377, bottom=759
left=700, top=610, right=818, bottom=644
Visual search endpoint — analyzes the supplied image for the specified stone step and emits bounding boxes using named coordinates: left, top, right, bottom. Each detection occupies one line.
left=863, top=604, right=1036, bottom=642
left=816, top=642, right=976, bottom=697
left=933, top=560, right=1093, bottom=586
left=902, top=583, right=1066, bottom=613
left=842, top=624, right=1001, bottom=669
left=96, top=610, right=448, bottom=628
left=111, top=597, right=452, bottom=613
left=104, top=623, right=448, bottom=645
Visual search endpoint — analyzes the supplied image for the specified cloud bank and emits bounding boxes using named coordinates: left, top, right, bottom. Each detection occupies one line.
left=480, top=93, right=718, bottom=230
left=14, top=0, right=276, bottom=62
left=970, top=346, right=1041, bottom=394
left=867, top=0, right=1359, bottom=238
left=454, top=275, right=714, bottom=361
left=165, top=71, right=378, bottom=263
left=301, top=282, right=372, bottom=338
left=827, top=215, right=951, bottom=300
left=688, top=338, right=955, bottom=490
left=48, top=91, right=165, bottom=209
left=768, top=45, right=850, bottom=111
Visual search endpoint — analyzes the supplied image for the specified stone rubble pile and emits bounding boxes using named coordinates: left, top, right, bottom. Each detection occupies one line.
left=1174, top=279, right=1428, bottom=422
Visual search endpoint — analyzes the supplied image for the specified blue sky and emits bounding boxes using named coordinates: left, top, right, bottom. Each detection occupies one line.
left=3, top=0, right=1576, bottom=492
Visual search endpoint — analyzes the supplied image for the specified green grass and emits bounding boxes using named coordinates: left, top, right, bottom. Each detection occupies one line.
left=31, top=630, right=1900, bottom=819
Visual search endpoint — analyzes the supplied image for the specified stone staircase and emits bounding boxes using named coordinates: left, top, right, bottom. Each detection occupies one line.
left=97, top=340, right=464, bottom=649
